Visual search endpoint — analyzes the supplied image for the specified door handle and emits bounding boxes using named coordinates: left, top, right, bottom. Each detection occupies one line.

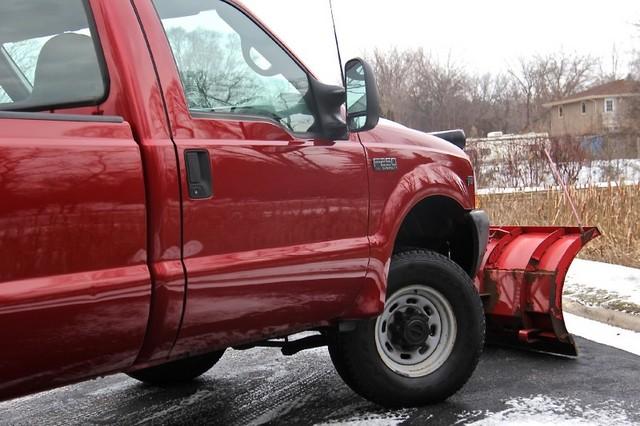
left=184, top=150, right=213, bottom=199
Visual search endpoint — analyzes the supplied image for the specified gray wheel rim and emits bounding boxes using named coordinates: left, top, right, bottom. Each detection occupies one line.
left=375, top=285, right=457, bottom=378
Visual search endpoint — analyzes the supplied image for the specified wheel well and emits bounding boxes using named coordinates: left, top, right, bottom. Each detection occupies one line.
left=394, top=196, right=475, bottom=277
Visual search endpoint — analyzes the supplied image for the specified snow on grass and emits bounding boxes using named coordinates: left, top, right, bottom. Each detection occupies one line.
left=460, top=395, right=637, bottom=425
left=564, top=259, right=640, bottom=315
left=577, top=159, right=640, bottom=186
left=477, top=180, right=638, bottom=195
left=564, top=312, right=640, bottom=356
left=475, top=159, right=640, bottom=193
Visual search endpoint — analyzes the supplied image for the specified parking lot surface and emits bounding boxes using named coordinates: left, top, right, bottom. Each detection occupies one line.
left=1, top=336, right=638, bottom=425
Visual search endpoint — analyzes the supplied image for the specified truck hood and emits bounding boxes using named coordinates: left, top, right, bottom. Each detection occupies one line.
left=363, top=119, right=469, bottom=160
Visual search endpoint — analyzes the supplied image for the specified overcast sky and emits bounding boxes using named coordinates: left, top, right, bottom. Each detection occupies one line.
left=241, top=0, right=640, bottom=85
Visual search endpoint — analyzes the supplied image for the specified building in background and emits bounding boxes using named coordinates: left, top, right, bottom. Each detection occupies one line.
left=543, top=79, right=640, bottom=158
left=543, top=79, right=640, bottom=137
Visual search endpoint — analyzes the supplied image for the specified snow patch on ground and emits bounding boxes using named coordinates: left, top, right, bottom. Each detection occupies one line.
left=565, top=259, right=640, bottom=315
left=314, top=409, right=416, bottom=426
left=87, top=379, right=136, bottom=396
left=565, top=312, right=640, bottom=356
left=459, top=395, right=637, bottom=425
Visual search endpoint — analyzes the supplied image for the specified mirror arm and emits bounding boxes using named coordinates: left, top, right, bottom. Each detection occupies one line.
left=308, top=77, right=349, bottom=141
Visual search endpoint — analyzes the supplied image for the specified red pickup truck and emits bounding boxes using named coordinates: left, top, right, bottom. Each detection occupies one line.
left=0, top=0, right=598, bottom=408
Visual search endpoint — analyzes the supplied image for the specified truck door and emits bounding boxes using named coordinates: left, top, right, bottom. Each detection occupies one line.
left=136, top=0, right=370, bottom=355
left=0, top=1, right=150, bottom=400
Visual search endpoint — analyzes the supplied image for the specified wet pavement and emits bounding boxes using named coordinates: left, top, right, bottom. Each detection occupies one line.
left=0, top=337, right=638, bottom=425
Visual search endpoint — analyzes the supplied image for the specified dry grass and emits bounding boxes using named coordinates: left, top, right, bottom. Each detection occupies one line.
left=479, top=184, right=640, bottom=268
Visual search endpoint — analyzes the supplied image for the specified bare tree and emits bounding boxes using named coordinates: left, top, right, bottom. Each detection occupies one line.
left=630, top=23, right=640, bottom=80
left=508, top=52, right=596, bottom=132
left=619, top=22, right=640, bottom=156
left=597, top=44, right=623, bottom=83
left=371, top=48, right=599, bottom=137
left=508, top=57, right=546, bottom=131
left=467, top=73, right=521, bottom=136
left=370, top=47, right=418, bottom=123
left=166, top=28, right=265, bottom=110
left=370, top=48, right=474, bottom=132
left=542, top=52, right=597, bottom=99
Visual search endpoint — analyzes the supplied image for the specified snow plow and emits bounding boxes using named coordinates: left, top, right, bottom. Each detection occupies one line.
left=476, top=226, right=601, bottom=356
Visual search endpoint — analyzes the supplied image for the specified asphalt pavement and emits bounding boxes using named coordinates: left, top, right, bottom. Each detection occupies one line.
left=0, top=337, right=638, bottom=425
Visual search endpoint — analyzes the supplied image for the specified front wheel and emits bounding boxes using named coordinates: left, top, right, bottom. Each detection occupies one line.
left=328, top=250, right=485, bottom=408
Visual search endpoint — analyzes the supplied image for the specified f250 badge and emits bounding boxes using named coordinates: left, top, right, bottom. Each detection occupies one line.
left=372, top=157, right=398, bottom=172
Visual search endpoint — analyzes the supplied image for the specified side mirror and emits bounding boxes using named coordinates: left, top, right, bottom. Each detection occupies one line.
left=345, top=58, right=380, bottom=132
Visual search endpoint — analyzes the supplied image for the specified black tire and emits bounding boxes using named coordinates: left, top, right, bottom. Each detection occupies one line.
left=127, top=350, right=225, bottom=386
left=328, top=250, right=485, bottom=408
left=328, top=333, right=357, bottom=390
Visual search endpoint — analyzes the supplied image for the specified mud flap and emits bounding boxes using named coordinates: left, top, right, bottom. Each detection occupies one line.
left=476, top=226, right=600, bottom=356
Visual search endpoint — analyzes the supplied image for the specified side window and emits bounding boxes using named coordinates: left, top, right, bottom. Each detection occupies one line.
left=153, top=0, right=316, bottom=134
left=0, top=87, right=10, bottom=104
left=0, top=0, right=107, bottom=111
left=605, top=98, right=615, bottom=113
left=3, top=38, right=42, bottom=86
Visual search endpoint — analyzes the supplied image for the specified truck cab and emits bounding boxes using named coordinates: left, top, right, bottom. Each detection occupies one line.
left=1, top=0, right=593, bottom=408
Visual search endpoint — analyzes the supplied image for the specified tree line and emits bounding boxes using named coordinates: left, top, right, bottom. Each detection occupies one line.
left=368, top=43, right=640, bottom=138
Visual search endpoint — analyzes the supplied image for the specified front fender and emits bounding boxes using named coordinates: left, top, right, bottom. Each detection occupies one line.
left=342, top=162, right=474, bottom=319
left=370, top=163, right=473, bottom=270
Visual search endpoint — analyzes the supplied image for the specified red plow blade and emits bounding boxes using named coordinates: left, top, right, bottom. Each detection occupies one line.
left=476, top=226, right=600, bottom=356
